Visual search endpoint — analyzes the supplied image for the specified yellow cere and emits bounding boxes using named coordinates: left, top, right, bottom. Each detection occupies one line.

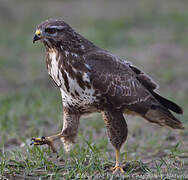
left=35, top=29, right=41, bottom=36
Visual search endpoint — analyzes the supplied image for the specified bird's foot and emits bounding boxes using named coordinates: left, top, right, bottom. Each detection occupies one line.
left=31, top=136, right=49, bottom=145
left=31, top=136, right=58, bottom=155
left=111, top=165, right=124, bottom=174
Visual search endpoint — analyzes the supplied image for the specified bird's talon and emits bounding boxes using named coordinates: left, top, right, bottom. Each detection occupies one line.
left=30, top=137, right=48, bottom=146
left=30, top=136, right=57, bottom=154
left=111, top=165, right=124, bottom=174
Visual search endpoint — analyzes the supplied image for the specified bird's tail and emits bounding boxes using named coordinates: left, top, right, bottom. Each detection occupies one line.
left=144, top=104, right=184, bottom=129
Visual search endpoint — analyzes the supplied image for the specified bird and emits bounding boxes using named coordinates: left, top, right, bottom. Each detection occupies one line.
left=32, top=19, right=184, bottom=173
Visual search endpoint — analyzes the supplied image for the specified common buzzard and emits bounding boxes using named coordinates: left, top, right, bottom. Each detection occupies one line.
left=32, top=19, right=183, bottom=173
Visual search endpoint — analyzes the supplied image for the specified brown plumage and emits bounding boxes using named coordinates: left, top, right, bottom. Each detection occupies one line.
left=32, top=19, right=184, bottom=173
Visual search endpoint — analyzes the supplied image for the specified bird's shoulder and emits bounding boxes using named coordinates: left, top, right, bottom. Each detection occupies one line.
left=84, top=49, right=158, bottom=93
left=84, top=49, right=133, bottom=75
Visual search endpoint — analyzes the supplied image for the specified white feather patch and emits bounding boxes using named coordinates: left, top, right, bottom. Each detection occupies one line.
left=60, top=71, right=97, bottom=107
left=61, top=138, right=74, bottom=152
left=48, top=51, right=62, bottom=87
left=48, top=51, right=99, bottom=109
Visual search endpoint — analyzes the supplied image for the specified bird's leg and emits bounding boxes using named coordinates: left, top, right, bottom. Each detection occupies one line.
left=31, top=107, right=80, bottom=155
left=111, top=149, right=124, bottom=173
left=102, top=109, right=128, bottom=174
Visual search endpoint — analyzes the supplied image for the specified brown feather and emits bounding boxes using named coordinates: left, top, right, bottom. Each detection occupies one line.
left=33, top=20, right=184, bottom=161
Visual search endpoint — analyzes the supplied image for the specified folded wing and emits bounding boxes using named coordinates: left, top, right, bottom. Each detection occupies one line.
left=85, top=50, right=183, bottom=129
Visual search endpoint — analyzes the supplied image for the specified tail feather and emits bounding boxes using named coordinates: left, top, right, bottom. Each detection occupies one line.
left=151, top=91, right=183, bottom=114
left=144, top=105, right=184, bottom=129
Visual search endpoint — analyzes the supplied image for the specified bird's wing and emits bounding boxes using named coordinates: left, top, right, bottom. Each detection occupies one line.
left=124, top=61, right=158, bottom=91
left=85, top=50, right=156, bottom=113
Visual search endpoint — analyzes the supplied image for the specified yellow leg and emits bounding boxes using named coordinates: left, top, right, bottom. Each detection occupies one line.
left=111, top=149, right=124, bottom=173
left=31, top=133, right=63, bottom=155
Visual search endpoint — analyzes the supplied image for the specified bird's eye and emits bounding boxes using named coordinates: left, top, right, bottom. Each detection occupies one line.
left=45, top=28, right=56, bottom=34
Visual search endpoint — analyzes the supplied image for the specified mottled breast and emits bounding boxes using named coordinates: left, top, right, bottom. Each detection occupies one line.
left=46, top=50, right=100, bottom=112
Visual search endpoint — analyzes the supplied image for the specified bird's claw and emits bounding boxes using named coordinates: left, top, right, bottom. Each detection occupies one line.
left=111, top=165, right=124, bottom=174
left=30, top=136, right=49, bottom=146
left=30, top=136, right=59, bottom=157
left=31, top=136, right=58, bottom=155
left=30, top=136, right=58, bottom=155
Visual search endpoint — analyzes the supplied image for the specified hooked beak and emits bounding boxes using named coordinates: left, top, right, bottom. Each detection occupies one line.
left=33, top=29, right=42, bottom=43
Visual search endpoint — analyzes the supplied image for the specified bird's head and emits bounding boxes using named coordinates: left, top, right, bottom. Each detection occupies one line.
left=33, top=19, right=71, bottom=48
left=33, top=19, right=95, bottom=53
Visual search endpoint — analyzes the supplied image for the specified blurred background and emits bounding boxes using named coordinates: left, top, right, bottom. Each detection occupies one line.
left=0, top=0, right=188, bottom=175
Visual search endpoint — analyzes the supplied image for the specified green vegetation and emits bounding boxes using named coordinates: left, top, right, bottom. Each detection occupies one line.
left=0, top=0, right=188, bottom=179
